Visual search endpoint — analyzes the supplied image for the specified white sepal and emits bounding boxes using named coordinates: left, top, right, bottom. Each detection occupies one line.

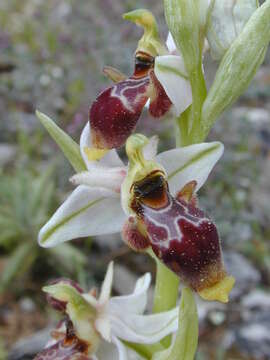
left=154, top=55, right=192, bottom=116
left=38, top=185, right=126, bottom=247
left=156, top=141, right=224, bottom=196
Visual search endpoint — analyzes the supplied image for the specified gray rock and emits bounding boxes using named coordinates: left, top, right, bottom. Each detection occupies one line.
left=242, top=290, right=270, bottom=309
left=0, top=144, right=16, bottom=166
left=234, top=312, right=270, bottom=359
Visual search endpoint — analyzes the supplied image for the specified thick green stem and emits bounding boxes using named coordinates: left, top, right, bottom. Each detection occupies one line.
left=150, top=252, right=179, bottom=348
left=167, top=288, right=198, bottom=360
left=189, top=64, right=207, bottom=143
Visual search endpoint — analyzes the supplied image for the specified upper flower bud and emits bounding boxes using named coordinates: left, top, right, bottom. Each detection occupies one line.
left=207, top=0, right=258, bottom=60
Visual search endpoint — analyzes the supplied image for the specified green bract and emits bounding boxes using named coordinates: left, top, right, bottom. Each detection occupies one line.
left=202, top=0, right=270, bottom=138
left=207, top=0, right=258, bottom=60
left=164, top=0, right=203, bottom=72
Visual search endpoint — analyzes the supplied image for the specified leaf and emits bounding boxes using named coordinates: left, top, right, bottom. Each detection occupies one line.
left=48, top=243, right=87, bottom=274
left=0, top=243, right=37, bottom=292
left=36, top=110, right=86, bottom=173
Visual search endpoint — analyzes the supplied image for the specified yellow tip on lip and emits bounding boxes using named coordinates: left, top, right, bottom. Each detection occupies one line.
left=198, top=275, right=235, bottom=303
left=84, top=147, right=108, bottom=162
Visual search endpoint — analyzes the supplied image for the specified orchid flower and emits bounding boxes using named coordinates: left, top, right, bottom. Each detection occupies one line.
left=35, top=262, right=178, bottom=360
left=121, top=134, right=235, bottom=304
left=39, top=124, right=223, bottom=249
left=38, top=120, right=232, bottom=302
left=87, top=9, right=192, bottom=160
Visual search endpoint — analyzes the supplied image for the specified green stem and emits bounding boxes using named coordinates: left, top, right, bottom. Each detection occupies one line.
left=152, top=289, right=199, bottom=360
left=167, top=288, right=198, bottom=360
left=189, top=64, right=207, bottom=143
left=153, top=260, right=179, bottom=314
left=150, top=250, right=179, bottom=348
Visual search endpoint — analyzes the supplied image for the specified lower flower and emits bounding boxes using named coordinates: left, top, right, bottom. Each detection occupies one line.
left=34, top=262, right=178, bottom=360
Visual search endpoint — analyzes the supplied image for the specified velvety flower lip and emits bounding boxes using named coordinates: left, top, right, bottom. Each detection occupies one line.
left=38, top=126, right=224, bottom=250
left=35, top=262, right=179, bottom=360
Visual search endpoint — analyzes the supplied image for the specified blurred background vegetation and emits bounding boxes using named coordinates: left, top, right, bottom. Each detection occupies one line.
left=0, top=1, right=269, bottom=359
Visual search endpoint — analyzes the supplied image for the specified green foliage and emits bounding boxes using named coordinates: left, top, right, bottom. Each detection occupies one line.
left=0, top=166, right=87, bottom=293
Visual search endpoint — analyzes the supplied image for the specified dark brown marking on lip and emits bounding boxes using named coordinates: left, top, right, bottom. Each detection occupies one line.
left=134, top=51, right=155, bottom=77
left=131, top=171, right=169, bottom=215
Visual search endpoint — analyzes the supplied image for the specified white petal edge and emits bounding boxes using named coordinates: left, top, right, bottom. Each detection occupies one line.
left=109, top=273, right=151, bottom=316
left=110, top=307, right=178, bottom=344
left=38, top=185, right=126, bottom=248
left=154, top=55, right=192, bottom=117
left=156, top=141, right=224, bottom=196
left=112, top=336, right=145, bottom=360
left=80, top=123, right=124, bottom=170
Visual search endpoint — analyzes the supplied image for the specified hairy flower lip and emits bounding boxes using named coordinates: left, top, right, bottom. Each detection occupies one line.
left=122, top=135, right=234, bottom=301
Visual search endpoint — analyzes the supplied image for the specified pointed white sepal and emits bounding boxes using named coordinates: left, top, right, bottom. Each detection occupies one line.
left=156, top=141, right=224, bottom=196
left=38, top=185, right=126, bottom=247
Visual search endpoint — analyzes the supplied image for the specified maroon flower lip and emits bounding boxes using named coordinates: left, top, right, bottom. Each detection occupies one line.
left=125, top=172, right=228, bottom=294
left=89, top=51, right=172, bottom=150
left=34, top=320, right=91, bottom=360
